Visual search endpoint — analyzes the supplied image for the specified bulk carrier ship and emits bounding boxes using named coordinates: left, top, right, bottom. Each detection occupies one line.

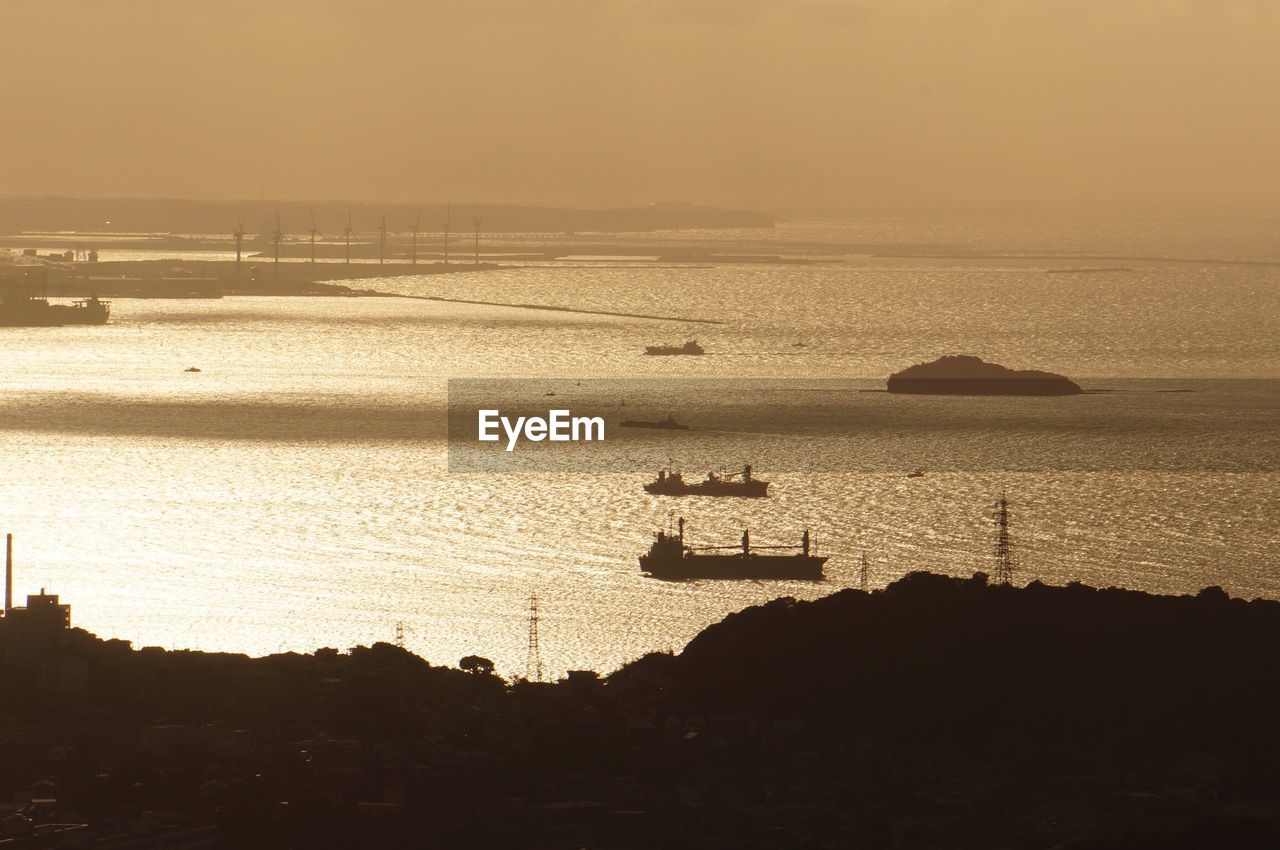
left=639, top=517, right=826, bottom=581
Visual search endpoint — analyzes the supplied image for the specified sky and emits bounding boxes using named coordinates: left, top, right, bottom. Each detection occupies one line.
left=3, top=0, right=1279, bottom=212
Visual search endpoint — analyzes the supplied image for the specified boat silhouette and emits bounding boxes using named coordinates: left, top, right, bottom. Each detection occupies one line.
left=644, top=465, right=769, bottom=497
left=644, top=340, right=704, bottom=356
left=640, top=517, right=825, bottom=581
left=619, top=414, right=689, bottom=430
left=1, top=288, right=110, bottom=327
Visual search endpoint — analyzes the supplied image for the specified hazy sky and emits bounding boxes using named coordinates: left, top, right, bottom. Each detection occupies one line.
left=4, top=0, right=1279, bottom=211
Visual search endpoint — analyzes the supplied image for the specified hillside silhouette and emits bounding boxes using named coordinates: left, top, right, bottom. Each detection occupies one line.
left=3, top=573, right=1278, bottom=848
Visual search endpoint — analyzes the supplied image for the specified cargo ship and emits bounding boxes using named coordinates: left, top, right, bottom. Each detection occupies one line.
left=639, top=517, right=826, bottom=580
left=644, top=465, right=769, bottom=497
left=0, top=289, right=110, bottom=327
left=644, top=340, right=704, bottom=356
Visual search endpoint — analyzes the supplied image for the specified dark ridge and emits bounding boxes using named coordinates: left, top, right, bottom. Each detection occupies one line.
left=666, top=572, right=1280, bottom=742
left=2, top=573, right=1278, bottom=848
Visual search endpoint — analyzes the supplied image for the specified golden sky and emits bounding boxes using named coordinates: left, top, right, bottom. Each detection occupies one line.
left=4, top=1, right=1278, bottom=211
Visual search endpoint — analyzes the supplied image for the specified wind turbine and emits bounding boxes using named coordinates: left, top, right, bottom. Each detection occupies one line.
left=308, top=207, right=323, bottom=264
left=407, top=208, right=422, bottom=265
left=272, top=212, right=284, bottom=273
left=232, top=217, right=246, bottom=270
left=342, top=205, right=354, bottom=265
left=377, top=216, right=387, bottom=265
left=442, top=204, right=451, bottom=266
left=472, top=213, right=484, bottom=266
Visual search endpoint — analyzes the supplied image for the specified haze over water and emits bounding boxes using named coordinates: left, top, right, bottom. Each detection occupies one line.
left=3, top=218, right=1278, bottom=677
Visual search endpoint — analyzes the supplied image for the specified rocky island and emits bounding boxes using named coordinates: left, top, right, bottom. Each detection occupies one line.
left=887, top=354, right=1084, bottom=395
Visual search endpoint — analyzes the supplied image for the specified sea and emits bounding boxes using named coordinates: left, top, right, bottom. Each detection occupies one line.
left=2, top=215, right=1278, bottom=678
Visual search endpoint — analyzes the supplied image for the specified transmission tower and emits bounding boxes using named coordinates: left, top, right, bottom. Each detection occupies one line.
left=526, top=592, right=543, bottom=682
left=859, top=551, right=870, bottom=592
left=993, top=494, right=1016, bottom=584
left=394, top=620, right=405, bottom=649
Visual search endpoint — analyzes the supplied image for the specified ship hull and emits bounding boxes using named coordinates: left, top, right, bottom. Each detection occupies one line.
left=0, top=301, right=110, bottom=327
left=643, top=480, right=769, bottom=497
left=640, top=553, right=826, bottom=581
left=620, top=420, right=689, bottom=430
left=48, top=304, right=110, bottom=325
left=0, top=313, right=62, bottom=327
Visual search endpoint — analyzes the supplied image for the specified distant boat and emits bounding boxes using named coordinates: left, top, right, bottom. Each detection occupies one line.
left=1, top=290, right=110, bottom=327
left=620, top=414, right=689, bottom=431
left=644, top=465, right=769, bottom=497
left=184, top=367, right=202, bottom=373
left=645, top=340, right=704, bottom=356
left=640, top=517, right=826, bottom=581
left=907, top=468, right=925, bottom=478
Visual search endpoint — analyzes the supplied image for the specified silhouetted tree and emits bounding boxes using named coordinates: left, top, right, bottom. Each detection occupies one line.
left=459, top=655, right=495, bottom=676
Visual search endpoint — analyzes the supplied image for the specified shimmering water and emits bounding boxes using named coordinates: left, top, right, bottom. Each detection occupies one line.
left=2, top=218, right=1278, bottom=677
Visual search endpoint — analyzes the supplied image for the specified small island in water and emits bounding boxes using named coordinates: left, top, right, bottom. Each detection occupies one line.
left=887, top=354, right=1083, bottom=396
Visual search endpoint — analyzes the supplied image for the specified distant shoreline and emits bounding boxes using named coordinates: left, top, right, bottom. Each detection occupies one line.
left=2, top=258, right=724, bottom=324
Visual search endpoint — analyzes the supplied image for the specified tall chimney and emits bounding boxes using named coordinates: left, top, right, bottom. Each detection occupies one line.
left=4, top=533, right=12, bottom=615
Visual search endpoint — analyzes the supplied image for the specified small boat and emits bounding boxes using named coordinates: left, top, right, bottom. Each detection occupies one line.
left=907, top=468, right=925, bottom=478
left=645, top=340, right=704, bottom=356
left=619, top=414, right=689, bottom=430
left=184, top=367, right=202, bottom=373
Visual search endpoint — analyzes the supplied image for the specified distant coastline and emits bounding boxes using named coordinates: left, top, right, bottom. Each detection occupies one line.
left=0, top=258, right=725, bottom=324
